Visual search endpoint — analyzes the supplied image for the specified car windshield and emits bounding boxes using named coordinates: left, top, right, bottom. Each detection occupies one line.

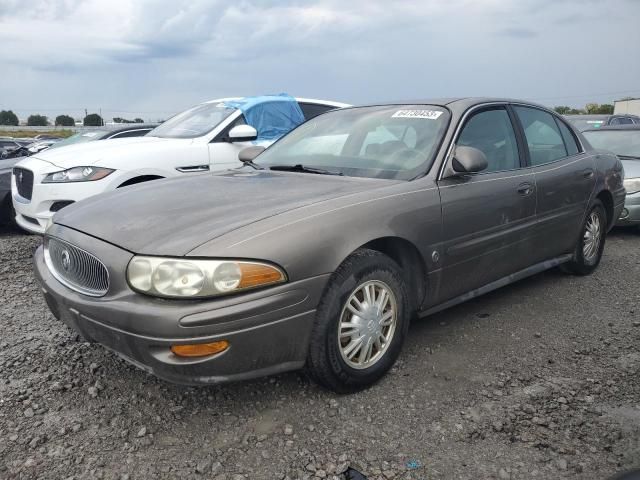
left=48, top=131, right=108, bottom=149
left=148, top=103, right=236, bottom=139
left=583, top=130, right=640, bottom=158
left=255, top=105, right=450, bottom=180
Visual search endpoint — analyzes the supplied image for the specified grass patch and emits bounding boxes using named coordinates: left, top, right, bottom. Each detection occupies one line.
left=1, top=129, right=75, bottom=139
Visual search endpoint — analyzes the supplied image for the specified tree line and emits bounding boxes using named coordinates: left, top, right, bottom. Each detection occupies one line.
left=0, top=110, right=145, bottom=127
left=553, top=103, right=615, bottom=115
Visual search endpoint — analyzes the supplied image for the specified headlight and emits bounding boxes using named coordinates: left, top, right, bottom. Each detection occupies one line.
left=127, top=256, right=287, bottom=298
left=624, top=177, right=640, bottom=195
left=42, top=166, right=114, bottom=183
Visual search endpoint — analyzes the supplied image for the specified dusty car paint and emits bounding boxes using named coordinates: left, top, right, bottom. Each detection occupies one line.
left=35, top=98, right=625, bottom=386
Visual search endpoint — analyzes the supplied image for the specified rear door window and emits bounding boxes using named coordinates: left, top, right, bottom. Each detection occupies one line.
left=555, top=119, right=580, bottom=156
left=514, top=107, right=568, bottom=165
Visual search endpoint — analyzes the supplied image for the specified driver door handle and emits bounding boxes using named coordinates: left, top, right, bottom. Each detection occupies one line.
left=580, top=168, right=594, bottom=179
left=176, top=165, right=210, bottom=173
left=517, top=182, right=534, bottom=196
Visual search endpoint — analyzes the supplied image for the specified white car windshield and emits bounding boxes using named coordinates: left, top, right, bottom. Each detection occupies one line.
left=149, top=103, right=236, bottom=139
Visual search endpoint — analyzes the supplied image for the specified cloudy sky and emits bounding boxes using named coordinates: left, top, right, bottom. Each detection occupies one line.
left=1, top=0, right=639, bottom=122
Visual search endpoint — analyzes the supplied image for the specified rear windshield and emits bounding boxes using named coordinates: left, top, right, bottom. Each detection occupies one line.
left=566, top=117, right=606, bottom=132
left=583, top=130, right=640, bottom=158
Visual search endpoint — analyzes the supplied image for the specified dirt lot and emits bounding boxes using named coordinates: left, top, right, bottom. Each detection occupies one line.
left=0, top=226, right=639, bottom=480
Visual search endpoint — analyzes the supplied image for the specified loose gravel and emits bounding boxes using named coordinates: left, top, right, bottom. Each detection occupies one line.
left=1, top=225, right=639, bottom=480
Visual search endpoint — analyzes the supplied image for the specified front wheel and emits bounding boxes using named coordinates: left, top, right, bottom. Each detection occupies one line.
left=305, top=249, right=410, bottom=393
left=561, top=200, right=607, bottom=275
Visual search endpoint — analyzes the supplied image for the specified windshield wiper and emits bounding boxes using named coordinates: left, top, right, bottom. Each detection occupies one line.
left=269, top=164, right=343, bottom=176
left=617, top=154, right=640, bottom=160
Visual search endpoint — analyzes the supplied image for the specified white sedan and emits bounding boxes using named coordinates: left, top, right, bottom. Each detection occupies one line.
left=12, top=95, right=348, bottom=234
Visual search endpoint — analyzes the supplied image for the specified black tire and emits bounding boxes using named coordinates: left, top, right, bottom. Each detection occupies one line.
left=0, top=195, right=15, bottom=228
left=305, top=249, right=410, bottom=393
left=561, top=200, right=607, bottom=276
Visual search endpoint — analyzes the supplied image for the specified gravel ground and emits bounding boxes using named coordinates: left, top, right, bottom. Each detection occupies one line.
left=1, top=225, right=639, bottom=480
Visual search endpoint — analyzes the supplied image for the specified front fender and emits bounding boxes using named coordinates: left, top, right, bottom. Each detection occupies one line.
left=188, top=180, right=443, bottom=283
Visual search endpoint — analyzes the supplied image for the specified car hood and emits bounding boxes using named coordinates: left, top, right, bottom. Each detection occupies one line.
left=53, top=170, right=394, bottom=256
left=30, top=136, right=189, bottom=169
left=621, top=158, right=640, bottom=179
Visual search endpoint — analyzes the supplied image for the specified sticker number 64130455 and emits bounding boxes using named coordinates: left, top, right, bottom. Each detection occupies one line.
left=392, top=110, right=444, bottom=119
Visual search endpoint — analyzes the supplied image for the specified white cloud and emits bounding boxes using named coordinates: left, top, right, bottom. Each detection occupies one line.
left=0, top=0, right=639, bottom=121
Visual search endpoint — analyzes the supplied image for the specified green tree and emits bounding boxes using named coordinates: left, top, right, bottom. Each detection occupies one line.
left=84, top=113, right=103, bottom=126
left=134, top=118, right=144, bottom=123
left=0, top=109, right=19, bottom=126
left=27, top=114, right=48, bottom=126
left=55, top=114, right=75, bottom=126
left=554, top=106, right=572, bottom=114
left=553, top=106, right=585, bottom=115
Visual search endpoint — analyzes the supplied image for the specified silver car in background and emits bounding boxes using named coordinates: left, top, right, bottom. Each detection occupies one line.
left=583, top=125, right=640, bottom=228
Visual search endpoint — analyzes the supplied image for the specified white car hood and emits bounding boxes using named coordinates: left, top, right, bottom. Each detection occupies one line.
left=30, top=136, right=194, bottom=169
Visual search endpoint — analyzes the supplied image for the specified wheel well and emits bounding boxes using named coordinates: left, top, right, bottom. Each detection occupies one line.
left=596, top=190, right=614, bottom=229
left=361, top=237, right=428, bottom=315
left=118, top=175, right=164, bottom=188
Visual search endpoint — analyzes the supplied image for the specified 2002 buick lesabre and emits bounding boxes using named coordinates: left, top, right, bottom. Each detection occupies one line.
left=34, top=98, right=625, bottom=393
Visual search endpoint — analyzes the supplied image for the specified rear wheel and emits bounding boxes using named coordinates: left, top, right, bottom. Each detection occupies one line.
left=305, top=249, right=410, bottom=393
left=561, top=200, right=607, bottom=275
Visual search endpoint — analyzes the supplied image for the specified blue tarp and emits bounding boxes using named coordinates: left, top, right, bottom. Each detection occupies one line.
left=224, top=93, right=305, bottom=142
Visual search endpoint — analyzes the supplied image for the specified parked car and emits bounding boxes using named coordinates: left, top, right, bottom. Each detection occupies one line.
left=2, top=127, right=156, bottom=226
left=583, top=124, right=640, bottom=228
left=46, top=125, right=158, bottom=150
left=34, top=98, right=624, bottom=392
left=0, top=156, right=22, bottom=226
left=12, top=95, right=348, bottom=234
left=565, top=114, right=640, bottom=132
left=0, top=138, right=29, bottom=157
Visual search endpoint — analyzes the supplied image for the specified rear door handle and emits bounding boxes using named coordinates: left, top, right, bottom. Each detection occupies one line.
left=176, top=165, right=210, bottom=173
left=581, top=168, right=594, bottom=179
left=517, top=182, right=534, bottom=196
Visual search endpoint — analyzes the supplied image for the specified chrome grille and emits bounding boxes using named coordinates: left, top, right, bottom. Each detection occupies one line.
left=13, top=167, right=34, bottom=200
left=44, top=237, right=109, bottom=297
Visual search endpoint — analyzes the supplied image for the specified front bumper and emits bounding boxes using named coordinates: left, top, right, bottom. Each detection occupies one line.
left=617, top=191, right=640, bottom=226
left=11, top=157, right=118, bottom=234
left=33, top=230, right=329, bottom=385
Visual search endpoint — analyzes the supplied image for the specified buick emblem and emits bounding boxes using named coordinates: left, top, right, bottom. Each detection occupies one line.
left=61, top=250, right=71, bottom=271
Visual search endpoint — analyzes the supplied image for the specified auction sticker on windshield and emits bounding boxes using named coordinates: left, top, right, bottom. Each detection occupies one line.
left=392, top=110, right=444, bottom=120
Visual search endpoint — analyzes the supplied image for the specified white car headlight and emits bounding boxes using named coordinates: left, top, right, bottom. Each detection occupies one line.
left=42, top=166, right=114, bottom=183
left=127, top=257, right=287, bottom=298
left=624, top=177, right=640, bottom=195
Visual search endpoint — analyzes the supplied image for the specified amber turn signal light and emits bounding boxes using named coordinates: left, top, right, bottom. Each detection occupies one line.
left=171, top=340, right=229, bottom=358
left=238, top=263, right=285, bottom=289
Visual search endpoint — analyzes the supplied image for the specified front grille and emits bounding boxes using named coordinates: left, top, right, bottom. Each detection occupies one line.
left=13, top=167, right=34, bottom=200
left=44, top=237, right=109, bottom=297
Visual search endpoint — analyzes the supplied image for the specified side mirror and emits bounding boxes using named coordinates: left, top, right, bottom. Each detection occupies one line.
left=228, top=125, right=258, bottom=142
left=452, top=146, right=488, bottom=174
left=238, top=146, right=265, bottom=163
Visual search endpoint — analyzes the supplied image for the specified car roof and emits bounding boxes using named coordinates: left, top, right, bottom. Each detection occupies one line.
left=583, top=124, right=640, bottom=132
left=203, top=97, right=350, bottom=108
left=352, top=97, right=553, bottom=113
left=565, top=114, right=640, bottom=119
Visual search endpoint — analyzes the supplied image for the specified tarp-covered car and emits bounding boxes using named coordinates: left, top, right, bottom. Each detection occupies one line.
left=12, top=95, right=348, bottom=234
